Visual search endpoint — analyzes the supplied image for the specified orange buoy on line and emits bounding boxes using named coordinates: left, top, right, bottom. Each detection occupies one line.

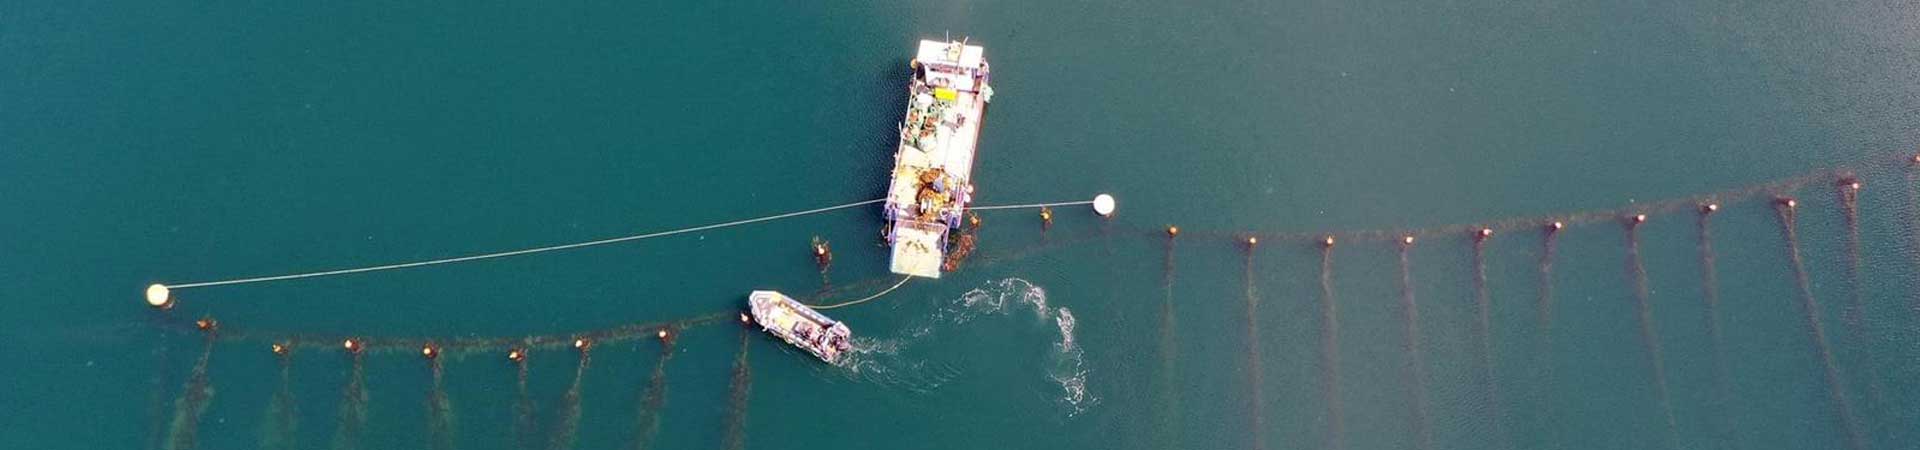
left=1040, top=207, right=1054, bottom=230
left=573, top=338, right=591, bottom=352
left=811, top=236, right=833, bottom=267
left=343, top=339, right=363, bottom=354
left=421, top=343, right=439, bottom=360
left=195, top=317, right=217, bottom=332
left=1166, top=225, right=1180, bottom=237
left=507, top=348, right=526, bottom=363
left=657, top=329, right=670, bottom=341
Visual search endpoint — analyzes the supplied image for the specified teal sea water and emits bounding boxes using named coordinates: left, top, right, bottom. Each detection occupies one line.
left=5, top=1, right=1920, bottom=449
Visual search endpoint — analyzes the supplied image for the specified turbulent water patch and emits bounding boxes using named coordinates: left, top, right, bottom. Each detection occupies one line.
left=834, top=278, right=1095, bottom=417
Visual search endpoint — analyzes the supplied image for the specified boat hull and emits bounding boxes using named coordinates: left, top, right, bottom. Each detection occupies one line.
left=747, top=290, right=851, bottom=364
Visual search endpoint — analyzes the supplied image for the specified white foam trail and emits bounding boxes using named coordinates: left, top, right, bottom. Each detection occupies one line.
left=831, top=278, right=1095, bottom=416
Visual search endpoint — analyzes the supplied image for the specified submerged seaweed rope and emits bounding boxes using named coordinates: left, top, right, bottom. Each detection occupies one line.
left=1242, top=240, right=1268, bottom=450
left=1696, top=204, right=1736, bottom=449
left=1155, top=230, right=1181, bottom=449
left=262, top=343, right=299, bottom=450
left=632, top=331, right=676, bottom=450
left=1625, top=217, right=1680, bottom=450
left=1397, top=238, right=1434, bottom=450
left=1469, top=231, right=1507, bottom=449
left=545, top=342, right=591, bottom=450
left=331, top=350, right=368, bottom=450
left=1318, top=240, right=1345, bottom=450
left=1775, top=199, right=1866, bottom=450
left=425, top=350, right=455, bottom=450
left=164, top=327, right=217, bottom=450
left=1533, top=223, right=1562, bottom=449
left=721, top=327, right=754, bottom=450
left=513, top=350, right=538, bottom=450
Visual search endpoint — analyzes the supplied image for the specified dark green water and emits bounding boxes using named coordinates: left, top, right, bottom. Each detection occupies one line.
left=5, top=1, right=1920, bottom=449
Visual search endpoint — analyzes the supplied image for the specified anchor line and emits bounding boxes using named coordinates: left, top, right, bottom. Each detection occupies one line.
left=163, top=198, right=885, bottom=290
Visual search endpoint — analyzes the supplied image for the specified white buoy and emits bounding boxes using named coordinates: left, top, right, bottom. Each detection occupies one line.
left=145, top=284, right=171, bottom=308
left=1092, top=194, right=1116, bottom=217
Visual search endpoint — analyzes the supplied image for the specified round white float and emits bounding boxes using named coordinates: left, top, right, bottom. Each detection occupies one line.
left=145, top=284, right=171, bottom=307
left=1092, top=194, right=1116, bottom=216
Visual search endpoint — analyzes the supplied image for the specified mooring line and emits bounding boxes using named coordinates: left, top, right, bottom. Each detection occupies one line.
left=161, top=198, right=886, bottom=291
left=966, top=200, right=1094, bottom=211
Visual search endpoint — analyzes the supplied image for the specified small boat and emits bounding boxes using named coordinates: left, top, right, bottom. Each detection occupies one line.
left=747, top=290, right=852, bottom=364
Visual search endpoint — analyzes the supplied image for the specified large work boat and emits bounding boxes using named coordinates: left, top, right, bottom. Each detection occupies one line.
left=883, top=39, right=993, bottom=278
left=747, top=290, right=852, bottom=364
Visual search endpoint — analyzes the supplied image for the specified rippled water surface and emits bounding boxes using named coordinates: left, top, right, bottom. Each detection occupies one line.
left=4, top=1, right=1920, bottom=449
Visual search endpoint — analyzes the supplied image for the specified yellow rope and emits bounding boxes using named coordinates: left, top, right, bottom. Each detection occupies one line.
left=809, top=276, right=912, bottom=310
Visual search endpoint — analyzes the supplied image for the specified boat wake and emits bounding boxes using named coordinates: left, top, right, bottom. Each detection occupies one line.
left=834, top=278, right=1095, bottom=417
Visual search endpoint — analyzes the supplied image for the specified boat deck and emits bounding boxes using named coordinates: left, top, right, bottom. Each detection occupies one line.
left=889, top=222, right=947, bottom=278
left=885, top=39, right=990, bottom=279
